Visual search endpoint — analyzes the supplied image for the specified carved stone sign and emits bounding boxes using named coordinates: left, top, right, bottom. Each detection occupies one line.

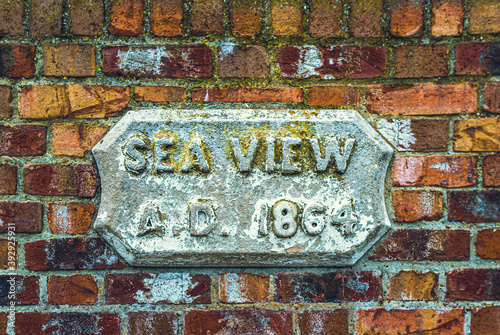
left=92, top=109, right=393, bottom=266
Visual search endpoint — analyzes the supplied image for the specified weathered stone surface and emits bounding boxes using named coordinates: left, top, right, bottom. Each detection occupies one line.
left=92, top=109, right=393, bottom=266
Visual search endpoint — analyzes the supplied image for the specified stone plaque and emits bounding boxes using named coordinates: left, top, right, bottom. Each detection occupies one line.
left=92, top=109, right=393, bottom=266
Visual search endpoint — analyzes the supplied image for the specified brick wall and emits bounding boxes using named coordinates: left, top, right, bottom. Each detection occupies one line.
left=0, top=0, right=499, bottom=334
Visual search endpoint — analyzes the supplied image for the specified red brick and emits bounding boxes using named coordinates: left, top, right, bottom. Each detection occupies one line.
left=134, top=86, right=186, bottom=102
left=469, top=0, right=500, bottom=34
left=476, top=229, right=500, bottom=260
left=485, top=81, right=500, bottom=114
left=455, top=42, right=500, bottom=75
left=471, top=306, right=500, bottom=335
left=357, top=309, right=464, bottom=335
left=43, top=44, right=96, bottom=77
left=454, top=118, right=500, bottom=152
left=388, top=271, right=438, bottom=301
left=278, top=45, right=386, bottom=79
left=109, top=0, right=143, bottom=36
left=230, top=0, right=263, bottom=37
left=183, top=310, right=293, bottom=335
left=298, top=310, right=348, bottom=335
left=431, top=0, right=464, bottom=36
left=308, top=86, right=360, bottom=106
left=449, top=191, right=500, bottom=223
left=128, top=311, right=177, bottom=335
left=446, top=269, right=500, bottom=301
left=15, top=312, right=121, bottom=335
left=390, top=0, right=424, bottom=37
left=70, top=0, right=104, bottom=35
left=48, top=274, right=98, bottom=305
left=18, top=85, right=130, bottom=119
left=219, top=273, right=269, bottom=303
left=484, top=154, right=500, bottom=186
left=275, top=271, right=381, bottom=303
left=29, top=0, right=64, bottom=34
left=392, top=190, right=443, bottom=222
left=0, top=164, right=16, bottom=195
left=192, top=87, right=303, bottom=103
left=0, top=125, right=46, bottom=156
left=349, top=0, right=383, bottom=37
left=367, top=83, right=477, bottom=116
left=270, top=0, right=302, bottom=35
left=391, top=155, right=477, bottom=187
left=150, top=0, right=182, bottom=37
left=0, top=0, right=24, bottom=36
left=102, top=45, right=213, bottom=78
left=24, top=237, right=123, bottom=271
left=105, top=273, right=211, bottom=304
left=0, top=44, right=35, bottom=77
left=52, top=123, right=108, bottom=157
left=218, top=45, right=269, bottom=78
left=375, top=119, right=449, bottom=151
left=395, top=44, right=449, bottom=78
left=0, top=314, right=6, bottom=334
left=0, top=201, right=43, bottom=233
left=24, top=163, right=97, bottom=197
left=370, top=229, right=470, bottom=261
left=0, top=239, right=16, bottom=269
left=191, top=0, right=224, bottom=35
left=0, top=85, right=12, bottom=118
left=309, top=0, right=342, bottom=37
left=47, top=202, right=95, bottom=234
left=0, top=276, right=39, bottom=305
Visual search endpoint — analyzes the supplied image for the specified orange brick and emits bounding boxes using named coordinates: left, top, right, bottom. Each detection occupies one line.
left=270, top=0, right=302, bottom=35
left=230, top=0, right=263, bottom=37
left=134, top=86, right=186, bottom=102
left=392, top=190, right=443, bottom=222
left=308, top=86, right=360, bottom=106
left=390, top=0, right=424, bottom=37
left=192, top=87, right=303, bottom=103
left=366, top=83, right=477, bottom=116
left=52, top=123, right=108, bottom=157
left=453, top=118, right=500, bottom=152
left=388, top=271, right=438, bottom=301
left=309, top=0, right=342, bottom=37
left=0, top=239, right=16, bottom=269
left=43, top=44, right=96, bottom=77
left=109, top=0, right=143, bottom=36
left=471, top=307, right=500, bottom=335
left=220, top=273, right=270, bottom=303
left=484, top=154, right=500, bottom=186
left=150, top=0, right=182, bottom=37
left=431, top=0, right=464, bottom=36
left=469, top=0, right=500, bottom=34
left=0, top=86, right=12, bottom=118
left=18, top=85, right=129, bottom=119
left=476, top=229, right=500, bottom=260
left=47, top=202, right=95, bottom=235
left=392, top=155, right=477, bottom=187
left=48, top=274, right=98, bottom=305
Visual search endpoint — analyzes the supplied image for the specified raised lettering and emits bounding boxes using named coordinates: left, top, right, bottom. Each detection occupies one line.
left=252, top=200, right=269, bottom=236
left=282, top=137, right=301, bottom=173
left=124, top=137, right=148, bottom=174
left=232, top=137, right=258, bottom=172
left=265, top=137, right=275, bottom=172
left=154, top=137, right=174, bottom=173
left=272, top=200, right=299, bottom=238
left=302, top=203, right=326, bottom=236
left=136, top=203, right=162, bottom=237
left=310, top=137, right=356, bottom=173
left=189, top=202, right=215, bottom=236
left=331, top=201, right=357, bottom=236
left=181, top=138, right=210, bottom=173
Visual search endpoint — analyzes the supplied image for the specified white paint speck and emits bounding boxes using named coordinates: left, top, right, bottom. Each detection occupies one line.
left=376, top=119, right=416, bottom=151
left=297, top=46, right=322, bottom=77
left=135, top=273, right=198, bottom=304
left=219, top=43, right=237, bottom=60
left=430, top=161, right=450, bottom=171
left=117, top=46, right=171, bottom=75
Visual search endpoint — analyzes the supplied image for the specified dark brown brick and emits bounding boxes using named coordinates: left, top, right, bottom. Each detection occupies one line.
left=0, top=44, right=36, bottom=77
left=455, top=42, right=500, bottom=75
left=309, top=0, right=342, bottom=37
left=298, top=309, right=348, bottom=335
left=476, top=229, right=500, bottom=260
left=0, top=201, right=43, bottom=233
left=0, top=164, right=16, bottom=195
left=230, top=0, right=263, bottom=37
left=218, top=45, right=269, bottom=78
left=190, top=0, right=224, bottom=35
left=192, top=87, right=303, bottom=103
left=0, top=0, right=24, bottom=36
left=0, top=313, right=6, bottom=334
left=43, top=44, right=96, bottom=77
left=29, top=0, right=64, bottom=35
left=15, top=312, right=121, bottom=335
left=308, top=86, right=360, bottom=106
left=0, top=276, right=39, bottom=305
left=23, top=164, right=97, bottom=197
left=150, top=0, right=182, bottom=37
left=448, top=191, right=500, bottom=223
left=183, top=310, right=293, bottom=335
left=48, top=274, right=98, bottom=305
left=390, top=0, right=424, bottom=37
left=0, top=85, right=12, bottom=118
left=349, top=0, right=383, bottom=37
left=24, top=237, right=123, bottom=271
left=109, top=0, right=143, bottom=36
left=485, top=81, right=500, bottom=113
left=484, top=154, right=500, bottom=186
left=105, top=273, right=211, bottom=304
left=0, top=125, right=46, bottom=156
left=128, top=311, right=177, bottom=335
left=392, top=190, right=443, bottom=222
left=274, top=271, right=381, bottom=303
left=70, top=0, right=104, bottom=35
left=471, top=306, right=500, bottom=335
left=446, top=269, right=500, bottom=301
left=395, top=44, right=449, bottom=78
left=370, top=229, right=470, bottom=261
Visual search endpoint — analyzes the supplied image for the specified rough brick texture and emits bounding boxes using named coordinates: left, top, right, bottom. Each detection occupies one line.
left=47, top=202, right=95, bottom=234
left=476, top=229, right=500, bottom=260
left=485, top=81, right=500, bottom=113
left=298, top=309, right=348, bottom=335
left=0, top=125, right=46, bottom=156
left=0, top=85, right=12, bottom=118
left=308, top=86, right=360, bottom=106
left=0, top=0, right=24, bottom=36
left=448, top=191, right=500, bottom=223
left=390, top=0, right=424, bottom=37
left=191, top=0, right=223, bottom=35
left=218, top=45, right=269, bottom=78
left=0, top=239, right=16, bottom=269
left=0, top=276, right=39, bottom=305
left=274, top=271, right=382, bottom=303
left=109, top=0, right=144, bottom=36
left=388, top=271, right=438, bottom=301
left=471, top=306, right=500, bottom=335
left=150, top=0, right=183, bottom=37
left=469, top=0, right=500, bottom=34
left=70, top=0, right=105, bottom=35
left=446, top=269, right=500, bottom=301
left=0, top=201, right=43, bottom=233
left=134, top=86, right=186, bottom=102
left=484, top=154, right=500, bottom=186
left=230, top=0, right=263, bottom=37
left=52, top=123, right=108, bottom=157
left=395, top=44, right=449, bottom=78
left=105, top=273, right=211, bottom=304
left=183, top=310, right=293, bottom=334
left=370, top=229, right=470, bottom=261
left=24, top=164, right=97, bottom=197
left=455, top=42, right=499, bottom=75
left=431, top=0, right=464, bottom=36
left=30, top=0, right=64, bottom=34
left=309, top=0, right=342, bottom=37
left=0, top=45, right=36, bottom=77
left=192, top=87, right=303, bottom=103
left=24, top=237, right=123, bottom=271
left=48, top=274, right=98, bottom=305
left=392, top=190, right=443, bottom=222
left=454, top=118, right=500, bottom=152
left=270, top=0, right=302, bottom=35
left=0, top=164, right=17, bottom=195
left=219, top=273, right=269, bottom=303
left=43, top=44, right=96, bottom=77
left=349, top=0, right=383, bottom=37
left=128, top=311, right=177, bottom=335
